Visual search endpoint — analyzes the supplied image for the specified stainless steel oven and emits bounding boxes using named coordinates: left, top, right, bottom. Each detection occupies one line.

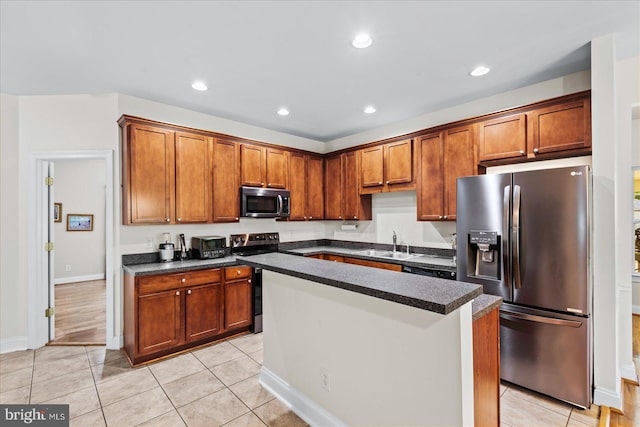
left=230, top=232, right=280, bottom=333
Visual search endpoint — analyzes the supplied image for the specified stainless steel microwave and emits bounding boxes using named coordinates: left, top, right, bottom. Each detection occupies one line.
left=241, top=186, right=290, bottom=218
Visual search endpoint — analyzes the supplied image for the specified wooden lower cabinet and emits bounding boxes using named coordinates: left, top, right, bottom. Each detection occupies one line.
left=305, top=253, right=401, bottom=272
left=124, top=266, right=253, bottom=365
left=473, top=307, right=500, bottom=427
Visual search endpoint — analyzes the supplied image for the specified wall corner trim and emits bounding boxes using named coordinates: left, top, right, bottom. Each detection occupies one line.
left=593, top=386, right=623, bottom=411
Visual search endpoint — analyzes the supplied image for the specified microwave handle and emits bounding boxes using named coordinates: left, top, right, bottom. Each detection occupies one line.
left=277, top=194, right=283, bottom=215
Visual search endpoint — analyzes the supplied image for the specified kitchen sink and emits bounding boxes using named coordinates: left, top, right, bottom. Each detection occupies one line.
left=354, top=249, right=421, bottom=260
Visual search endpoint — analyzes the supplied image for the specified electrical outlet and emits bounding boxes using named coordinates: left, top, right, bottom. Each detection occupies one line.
left=320, top=368, right=330, bottom=391
left=65, top=265, right=71, bottom=272
left=146, top=238, right=154, bottom=249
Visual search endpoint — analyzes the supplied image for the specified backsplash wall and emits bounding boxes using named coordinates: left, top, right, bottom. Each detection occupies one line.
left=325, top=191, right=456, bottom=249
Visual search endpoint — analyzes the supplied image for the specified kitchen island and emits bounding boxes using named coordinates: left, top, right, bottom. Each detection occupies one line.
left=239, top=252, right=489, bottom=427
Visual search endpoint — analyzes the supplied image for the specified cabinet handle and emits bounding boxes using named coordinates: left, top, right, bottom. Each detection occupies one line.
left=235, top=217, right=239, bottom=221
left=386, top=181, right=390, bottom=184
left=177, top=217, right=181, bottom=222
left=519, top=150, right=525, bottom=155
left=304, top=216, right=307, bottom=219
left=439, top=215, right=443, bottom=219
left=166, top=218, right=170, bottom=222
left=261, top=182, right=265, bottom=186
left=236, top=270, right=241, bottom=275
left=176, top=291, right=180, bottom=295
left=267, top=183, right=271, bottom=187
left=533, top=148, right=539, bottom=154
left=181, top=278, right=186, bottom=283
left=338, top=216, right=342, bottom=219
left=248, top=279, right=252, bottom=284
left=187, top=289, right=192, bottom=295
left=378, top=181, right=382, bottom=185
left=353, top=216, right=357, bottom=220
left=309, top=216, right=313, bottom=219
left=444, top=215, right=448, bottom=219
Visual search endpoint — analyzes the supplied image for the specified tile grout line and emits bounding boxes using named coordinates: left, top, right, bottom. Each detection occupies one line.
left=146, top=358, right=190, bottom=427
left=86, top=346, right=109, bottom=427
left=27, top=350, right=35, bottom=404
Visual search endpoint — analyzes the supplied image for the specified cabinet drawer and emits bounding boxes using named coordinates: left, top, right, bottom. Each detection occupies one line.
left=138, top=268, right=221, bottom=295
left=225, top=266, right=252, bottom=281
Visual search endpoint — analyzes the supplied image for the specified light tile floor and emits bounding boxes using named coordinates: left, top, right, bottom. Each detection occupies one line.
left=0, top=332, right=604, bottom=426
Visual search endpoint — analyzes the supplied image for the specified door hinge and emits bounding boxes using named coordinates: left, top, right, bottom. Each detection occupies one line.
left=45, top=242, right=54, bottom=252
left=45, top=176, right=54, bottom=186
left=45, top=307, right=54, bottom=317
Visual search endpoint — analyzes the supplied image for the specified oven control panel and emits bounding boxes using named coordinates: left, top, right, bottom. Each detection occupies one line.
left=230, top=232, right=280, bottom=248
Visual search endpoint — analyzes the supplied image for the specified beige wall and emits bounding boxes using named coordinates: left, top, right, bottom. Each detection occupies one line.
left=0, top=94, right=26, bottom=348
left=53, top=159, right=106, bottom=283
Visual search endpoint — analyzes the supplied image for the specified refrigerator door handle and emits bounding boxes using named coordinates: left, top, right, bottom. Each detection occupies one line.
left=500, top=309, right=582, bottom=328
left=512, top=185, right=522, bottom=289
left=503, top=185, right=511, bottom=286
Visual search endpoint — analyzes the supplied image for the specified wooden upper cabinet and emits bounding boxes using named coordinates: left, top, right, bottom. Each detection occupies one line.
left=417, top=132, right=444, bottom=221
left=288, top=152, right=308, bottom=221
left=307, top=156, right=325, bottom=220
left=416, top=126, right=477, bottom=222
left=265, top=148, right=288, bottom=189
left=120, top=119, right=212, bottom=225
left=530, top=97, right=591, bottom=155
left=360, top=139, right=415, bottom=194
left=478, top=113, right=527, bottom=161
left=240, top=144, right=266, bottom=187
left=385, top=139, right=413, bottom=185
left=212, top=138, right=240, bottom=222
left=443, top=125, right=477, bottom=220
left=344, top=151, right=372, bottom=221
left=240, top=144, right=288, bottom=189
left=360, top=146, right=385, bottom=188
left=175, top=132, right=211, bottom=224
left=324, top=154, right=344, bottom=220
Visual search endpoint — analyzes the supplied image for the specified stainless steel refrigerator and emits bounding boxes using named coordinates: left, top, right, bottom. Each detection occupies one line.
left=456, top=165, right=591, bottom=408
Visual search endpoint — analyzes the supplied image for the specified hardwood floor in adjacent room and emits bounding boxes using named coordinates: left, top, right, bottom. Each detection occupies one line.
left=50, top=280, right=105, bottom=345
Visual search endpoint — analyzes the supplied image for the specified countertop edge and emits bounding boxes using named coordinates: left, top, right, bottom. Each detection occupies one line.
left=472, top=295, right=503, bottom=320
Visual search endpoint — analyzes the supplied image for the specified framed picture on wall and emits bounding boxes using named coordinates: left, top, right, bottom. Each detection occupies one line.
left=53, top=203, right=62, bottom=223
left=67, top=214, right=93, bottom=231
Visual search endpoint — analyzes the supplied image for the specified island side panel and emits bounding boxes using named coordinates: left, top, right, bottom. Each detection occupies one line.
left=260, top=270, right=474, bottom=427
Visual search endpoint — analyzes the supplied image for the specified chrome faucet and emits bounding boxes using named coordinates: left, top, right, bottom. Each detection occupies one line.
left=392, top=230, right=397, bottom=252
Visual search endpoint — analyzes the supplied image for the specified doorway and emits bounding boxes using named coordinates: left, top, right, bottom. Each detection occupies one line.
left=49, top=158, right=107, bottom=345
left=29, top=151, right=115, bottom=350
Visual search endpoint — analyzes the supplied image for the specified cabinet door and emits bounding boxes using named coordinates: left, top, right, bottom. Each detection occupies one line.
left=212, top=139, right=240, bottom=222
left=266, top=148, right=288, bottom=189
left=344, top=151, right=371, bottom=220
left=417, top=132, right=444, bottom=221
left=224, top=279, right=252, bottom=331
left=478, top=113, right=527, bottom=161
left=307, top=156, right=325, bottom=220
left=324, top=155, right=344, bottom=220
left=531, top=98, right=591, bottom=155
left=175, top=132, right=210, bottom=223
left=360, top=146, right=384, bottom=190
left=185, top=282, right=223, bottom=343
left=288, top=153, right=307, bottom=221
left=137, top=289, right=182, bottom=355
left=240, top=144, right=266, bottom=187
left=473, top=308, right=500, bottom=427
left=385, top=139, right=413, bottom=186
left=443, top=125, right=477, bottom=220
left=127, top=124, right=175, bottom=224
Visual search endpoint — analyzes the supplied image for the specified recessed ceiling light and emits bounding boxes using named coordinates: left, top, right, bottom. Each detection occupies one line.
left=191, top=81, right=208, bottom=91
left=352, top=33, right=373, bottom=49
left=277, top=108, right=290, bottom=116
left=364, top=105, right=376, bottom=114
left=470, top=66, right=490, bottom=77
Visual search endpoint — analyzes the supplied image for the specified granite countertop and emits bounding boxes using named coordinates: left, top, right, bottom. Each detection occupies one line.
left=472, top=294, right=503, bottom=320
left=122, top=256, right=241, bottom=276
left=238, top=252, right=482, bottom=315
left=281, top=246, right=457, bottom=270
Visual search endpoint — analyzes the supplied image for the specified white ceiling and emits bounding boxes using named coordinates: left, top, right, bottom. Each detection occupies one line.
left=1, top=1, right=638, bottom=142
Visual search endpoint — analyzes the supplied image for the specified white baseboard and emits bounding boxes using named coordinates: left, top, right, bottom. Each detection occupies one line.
left=54, top=273, right=105, bottom=285
left=0, top=336, right=28, bottom=354
left=633, top=305, right=640, bottom=315
left=107, top=335, right=123, bottom=350
left=593, top=385, right=622, bottom=410
left=621, top=361, right=638, bottom=383
left=260, top=367, right=347, bottom=427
